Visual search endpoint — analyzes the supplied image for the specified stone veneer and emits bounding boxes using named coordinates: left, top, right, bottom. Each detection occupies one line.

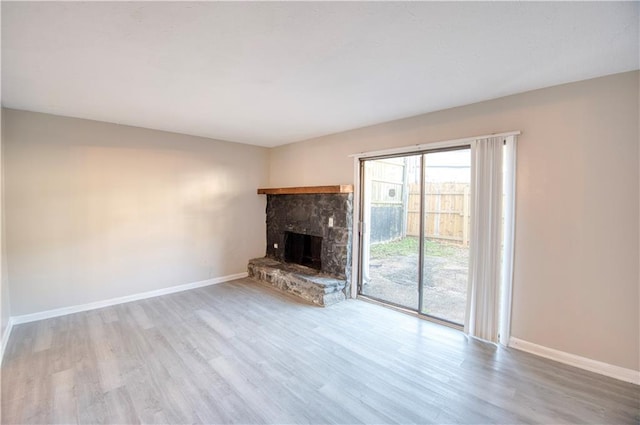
left=249, top=192, right=353, bottom=305
left=248, top=258, right=346, bottom=306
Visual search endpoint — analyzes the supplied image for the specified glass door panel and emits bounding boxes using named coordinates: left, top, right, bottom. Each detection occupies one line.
left=360, top=155, right=421, bottom=310
left=420, top=149, right=470, bottom=325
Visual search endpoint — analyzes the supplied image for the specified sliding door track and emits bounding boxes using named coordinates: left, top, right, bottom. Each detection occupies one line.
left=356, top=294, right=463, bottom=332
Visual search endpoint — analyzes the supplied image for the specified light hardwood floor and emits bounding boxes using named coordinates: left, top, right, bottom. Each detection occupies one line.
left=2, top=278, right=639, bottom=424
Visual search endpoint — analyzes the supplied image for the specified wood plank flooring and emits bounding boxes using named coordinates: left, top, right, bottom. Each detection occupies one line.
left=2, top=278, right=639, bottom=424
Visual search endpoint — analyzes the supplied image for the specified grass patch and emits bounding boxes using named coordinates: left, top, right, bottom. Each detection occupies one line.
left=370, top=236, right=459, bottom=258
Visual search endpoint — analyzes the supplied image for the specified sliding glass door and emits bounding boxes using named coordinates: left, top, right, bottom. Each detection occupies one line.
left=359, top=148, right=471, bottom=326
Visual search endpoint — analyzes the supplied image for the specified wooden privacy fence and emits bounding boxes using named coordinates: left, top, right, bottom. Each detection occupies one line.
left=366, top=158, right=471, bottom=246
left=406, top=182, right=470, bottom=245
left=368, top=158, right=407, bottom=243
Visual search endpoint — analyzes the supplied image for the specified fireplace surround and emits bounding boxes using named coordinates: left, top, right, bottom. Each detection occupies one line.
left=248, top=185, right=353, bottom=306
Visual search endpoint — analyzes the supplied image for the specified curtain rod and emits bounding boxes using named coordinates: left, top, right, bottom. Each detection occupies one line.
left=348, top=131, right=521, bottom=159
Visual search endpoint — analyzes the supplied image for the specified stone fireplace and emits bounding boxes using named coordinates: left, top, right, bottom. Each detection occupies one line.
left=248, top=185, right=353, bottom=306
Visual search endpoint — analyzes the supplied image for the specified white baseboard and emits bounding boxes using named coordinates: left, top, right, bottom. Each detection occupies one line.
left=509, top=337, right=639, bottom=386
left=11, top=272, right=249, bottom=326
left=1, top=317, right=15, bottom=366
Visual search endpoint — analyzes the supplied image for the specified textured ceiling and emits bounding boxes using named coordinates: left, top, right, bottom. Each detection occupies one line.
left=2, top=2, right=638, bottom=147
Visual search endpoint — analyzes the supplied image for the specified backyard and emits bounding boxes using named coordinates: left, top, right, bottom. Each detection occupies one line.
left=363, top=236, right=469, bottom=325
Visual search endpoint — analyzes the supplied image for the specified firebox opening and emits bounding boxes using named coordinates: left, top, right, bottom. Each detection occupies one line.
left=284, top=232, right=322, bottom=271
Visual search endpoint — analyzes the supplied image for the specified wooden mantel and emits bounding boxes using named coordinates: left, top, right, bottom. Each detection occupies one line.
left=257, top=185, right=353, bottom=195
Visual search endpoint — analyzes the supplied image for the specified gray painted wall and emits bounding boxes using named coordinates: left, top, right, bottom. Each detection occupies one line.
left=2, top=109, right=269, bottom=316
left=1, top=106, right=9, bottom=347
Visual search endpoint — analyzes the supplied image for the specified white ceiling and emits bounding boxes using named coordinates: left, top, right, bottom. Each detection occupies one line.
left=2, top=2, right=638, bottom=147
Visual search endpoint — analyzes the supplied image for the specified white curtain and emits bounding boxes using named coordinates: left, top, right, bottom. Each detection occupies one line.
left=499, top=136, right=517, bottom=345
left=465, top=136, right=505, bottom=342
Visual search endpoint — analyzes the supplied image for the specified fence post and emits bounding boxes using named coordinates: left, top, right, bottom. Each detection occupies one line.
left=401, top=157, right=409, bottom=238
left=463, top=185, right=470, bottom=246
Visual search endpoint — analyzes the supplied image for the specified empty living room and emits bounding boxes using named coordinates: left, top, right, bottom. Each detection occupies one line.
left=0, top=1, right=639, bottom=424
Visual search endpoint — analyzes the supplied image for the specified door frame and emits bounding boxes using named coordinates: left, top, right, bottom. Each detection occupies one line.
left=352, top=143, right=476, bottom=330
left=349, top=131, right=520, bottom=334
